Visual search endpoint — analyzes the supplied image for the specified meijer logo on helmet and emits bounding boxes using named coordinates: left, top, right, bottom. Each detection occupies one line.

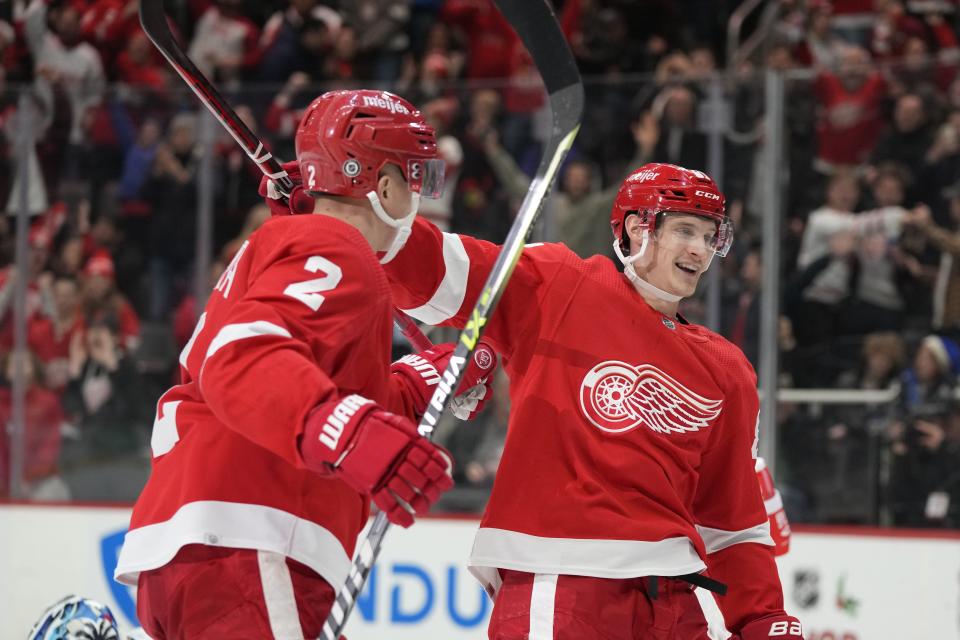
left=362, top=95, right=411, bottom=115
left=634, top=170, right=660, bottom=182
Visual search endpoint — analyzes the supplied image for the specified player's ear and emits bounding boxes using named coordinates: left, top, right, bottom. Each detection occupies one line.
left=377, top=172, right=392, bottom=200
left=624, top=213, right=643, bottom=246
left=377, top=164, right=406, bottom=201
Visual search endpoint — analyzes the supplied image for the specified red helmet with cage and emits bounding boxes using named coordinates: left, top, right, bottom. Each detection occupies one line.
left=294, top=90, right=444, bottom=200
left=610, top=163, right=732, bottom=257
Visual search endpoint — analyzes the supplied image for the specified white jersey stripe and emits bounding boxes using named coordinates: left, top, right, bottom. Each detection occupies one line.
left=205, top=321, right=292, bottom=360
left=468, top=527, right=705, bottom=598
left=257, top=550, right=305, bottom=639
left=529, top=574, right=558, bottom=640
left=696, top=522, right=774, bottom=554
left=115, top=500, right=351, bottom=593
left=402, top=232, right=469, bottom=325
left=150, top=400, right=182, bottom=457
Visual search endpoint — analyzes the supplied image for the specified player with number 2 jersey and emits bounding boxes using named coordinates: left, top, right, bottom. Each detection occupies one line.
left=114, top=90, right=494, bottom=640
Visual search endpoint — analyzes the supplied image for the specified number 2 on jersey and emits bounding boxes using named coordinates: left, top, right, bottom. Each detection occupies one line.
left=284, top=256, right=342, bottom=311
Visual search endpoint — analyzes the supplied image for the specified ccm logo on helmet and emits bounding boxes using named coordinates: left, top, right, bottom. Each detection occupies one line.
left=362, top=95, right=410, bottom=115
left=695, top=189, right=720, bottom=200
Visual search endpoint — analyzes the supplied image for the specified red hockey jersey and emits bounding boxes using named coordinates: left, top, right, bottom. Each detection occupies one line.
left=116, top=215, right=418, bottom=593
left=384, top=218, right=785, bottom=632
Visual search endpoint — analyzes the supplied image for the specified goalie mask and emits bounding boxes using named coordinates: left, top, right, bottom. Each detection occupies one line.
left=295, top=90, right=445, bottom=263
left=610, top=163, right=732, bottom=301
left=28, top=595, right=121, bottom=640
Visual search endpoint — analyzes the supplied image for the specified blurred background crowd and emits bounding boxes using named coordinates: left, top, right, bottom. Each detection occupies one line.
left=0, top=0, right=959, bottom=531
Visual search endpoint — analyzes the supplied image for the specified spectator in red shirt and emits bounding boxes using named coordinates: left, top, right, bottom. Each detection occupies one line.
left=871, top=0, right=927, bottom=60
left=440, top=0, right=517, bottom=79
left=80, top=0, right=143, bottom=72
left=115, top=31, right=167, bottom=92
left=80, top=252, right=140, bottom=353
left=28, top=275, right=84, bottom=392
left=186, top=0, right=260, bottom=83
left=0, top=225, right=54, bottom=352
left=0, top=348, right=68, bottom=500
left=814, top=45, right=887, bottom=173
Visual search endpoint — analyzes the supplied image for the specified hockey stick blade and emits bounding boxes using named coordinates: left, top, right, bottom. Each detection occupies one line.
left=321, top=1, right=583, bottom=638
left=139, top=0, right=293, bottom=196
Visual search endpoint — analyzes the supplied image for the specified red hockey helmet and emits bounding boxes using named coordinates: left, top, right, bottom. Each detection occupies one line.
left=295, top=90, right=444, bottom=200
left=610, top=163, right=732, bottom=257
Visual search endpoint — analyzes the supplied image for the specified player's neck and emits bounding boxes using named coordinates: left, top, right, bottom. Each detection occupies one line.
left=313, top=199, right=393, bottom=251
left=638, top=290, right=680, bottom=317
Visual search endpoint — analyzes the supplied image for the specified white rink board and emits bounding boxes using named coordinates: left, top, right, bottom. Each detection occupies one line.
left=0, top=505, right=490, bottom=639
left=776, top=527, right=960, bottom=640
left=1, top=505, right=959, bottom=639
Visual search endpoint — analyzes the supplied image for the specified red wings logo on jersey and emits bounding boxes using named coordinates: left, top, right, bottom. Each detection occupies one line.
left=579, top=361, right=723, bottom=434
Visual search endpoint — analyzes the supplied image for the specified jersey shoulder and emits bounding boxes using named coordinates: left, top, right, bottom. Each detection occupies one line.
left=683, top=323, right=757, bottom=388
left=524, top=241, right=616, bottom=278
left=249, top=214, right=382, bottom=286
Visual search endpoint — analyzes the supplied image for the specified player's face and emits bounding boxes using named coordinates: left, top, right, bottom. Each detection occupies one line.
left=644, top=214, right=717, bottom=297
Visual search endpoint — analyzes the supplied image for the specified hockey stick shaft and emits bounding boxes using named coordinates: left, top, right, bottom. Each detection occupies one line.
left=139, top=1, right=293, bottom=197
left=140, top=0, right=434, bottom=353
left=321, top=1, right=584, bottom=637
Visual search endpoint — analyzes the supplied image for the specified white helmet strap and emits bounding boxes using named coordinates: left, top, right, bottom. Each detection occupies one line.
left=367, top=190, right=419, bottom=264
left=612, top=232, right=682, bottom=303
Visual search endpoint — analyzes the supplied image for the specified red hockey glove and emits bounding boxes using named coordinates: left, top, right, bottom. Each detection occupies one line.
left=300, top=395, right=454, bottom=527
left=258, top=160, right=315, bottom=216
left=391, top=342, right=497, bottom=421
left=734, top=614, right=803, bottom=640
left=756, top=457, right=791, bottom=556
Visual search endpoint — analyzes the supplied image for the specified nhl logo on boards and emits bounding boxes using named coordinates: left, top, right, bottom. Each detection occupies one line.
left=342, top=159, right=361, bottom=177
left=792, top=570, right=820, bottom=609
left=579, top=360, right=722, bottom=435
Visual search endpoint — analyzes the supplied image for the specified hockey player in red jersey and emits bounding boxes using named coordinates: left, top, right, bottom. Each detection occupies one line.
left=114, top=90, right=495, bottom=639
left=378, top=163, right=804, bottom=639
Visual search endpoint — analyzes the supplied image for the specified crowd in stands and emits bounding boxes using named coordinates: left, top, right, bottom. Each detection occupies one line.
left=0, top=0, right=958, bottom=528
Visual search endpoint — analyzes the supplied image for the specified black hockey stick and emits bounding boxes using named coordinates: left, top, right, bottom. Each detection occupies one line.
left=139, top=0, right=437, bottom=351
left=320, top=1, right=584, bottom=638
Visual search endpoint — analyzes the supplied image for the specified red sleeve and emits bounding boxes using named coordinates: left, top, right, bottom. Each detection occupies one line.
left=693, top=347, right=786, bottom=633
left=189, top=228, right=378, bottom=468
left=383, top=374, right=423, bottom=423
left=382, top=216, right=549, bottom=361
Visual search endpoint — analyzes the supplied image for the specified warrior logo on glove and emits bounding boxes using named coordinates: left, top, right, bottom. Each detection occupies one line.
left=579, top=360, right=722, bottom=434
